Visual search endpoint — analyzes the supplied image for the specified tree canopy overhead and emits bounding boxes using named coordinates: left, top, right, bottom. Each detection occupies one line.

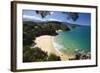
left=36, top=11, right=50, bottom=18
left=62, top=12, right=79, bottom=21
left=35, top=11, right=79, bottom=21
left=68, top=12, right=79, bottom=21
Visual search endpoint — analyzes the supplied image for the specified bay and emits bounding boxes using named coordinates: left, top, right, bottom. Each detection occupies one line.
left=54, top=26, right=91, bottom=55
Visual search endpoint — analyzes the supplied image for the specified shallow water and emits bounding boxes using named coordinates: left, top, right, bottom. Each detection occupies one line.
left=54, top=26, right=91, bottom=55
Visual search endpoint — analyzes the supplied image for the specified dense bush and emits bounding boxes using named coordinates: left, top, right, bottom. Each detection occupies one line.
left=23, top=46, right=48, bottom=62
left=23, top=46, right=61, bottom=62
left=23, top=21, right=70, bottom=62
left=47, top=53, right=61, bottom=61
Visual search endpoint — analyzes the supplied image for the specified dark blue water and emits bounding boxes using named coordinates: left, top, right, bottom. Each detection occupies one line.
left=54, top=26, right=91, bottom=55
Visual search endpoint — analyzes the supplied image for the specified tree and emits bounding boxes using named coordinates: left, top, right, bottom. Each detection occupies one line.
left=48, top=53, right=61, bottom=61
left=62, top=12, right=79, bottom=21
left=36, top=11, right=50, bottom=18
left=23, top=46, right=61, bottom=62
left=23, top=32, right=33, bottom=46
left=35, top=11, right=79, bottom=22
left=68, top=12, right=79, bottom=21
left=23, top=47, right=48, bottom=62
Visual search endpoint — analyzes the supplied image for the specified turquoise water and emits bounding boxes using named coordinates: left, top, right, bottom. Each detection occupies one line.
left=54, top=26, right=91, bottom=55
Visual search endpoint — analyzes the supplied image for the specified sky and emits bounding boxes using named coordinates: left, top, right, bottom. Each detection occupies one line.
left=23, top=10, right=91, bottom=26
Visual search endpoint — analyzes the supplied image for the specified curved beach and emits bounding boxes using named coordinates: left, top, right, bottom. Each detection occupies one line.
left=34, top=35, right=74, bottom=61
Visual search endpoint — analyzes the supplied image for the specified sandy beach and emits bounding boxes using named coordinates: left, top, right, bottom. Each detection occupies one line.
left=34, top=35, right=74, bottom=61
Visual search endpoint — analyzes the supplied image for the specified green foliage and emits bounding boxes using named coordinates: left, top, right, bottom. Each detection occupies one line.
left=48, top=53, right=61, bottom=61
left=23, top=21, right=70, bottom=39
left=23, top=46, right=61, bottom=62
left=68, top=12, right=79, bottom=21
left=23, top=32, right=34, bottom=46
left=36, top=11, right=50, bottom=18
left=35, top=11, right=79, bottom=21
left=22, top=11, right=80, bottom=62
left=23, top=47, right=48, bottom=62
left=47, top=21, right=70, bottom=31
left=62, top=12, right=79, bottom=21
left=23, top=21, right=71, bottom=62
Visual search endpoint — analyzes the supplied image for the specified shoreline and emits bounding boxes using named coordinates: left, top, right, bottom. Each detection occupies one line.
left=34, top=35, right=75, bottom=61
left=52, top=36, right=75, bottom=60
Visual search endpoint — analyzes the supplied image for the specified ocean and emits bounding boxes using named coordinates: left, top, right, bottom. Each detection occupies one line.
left=53, top=26, right=91, bottom=56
